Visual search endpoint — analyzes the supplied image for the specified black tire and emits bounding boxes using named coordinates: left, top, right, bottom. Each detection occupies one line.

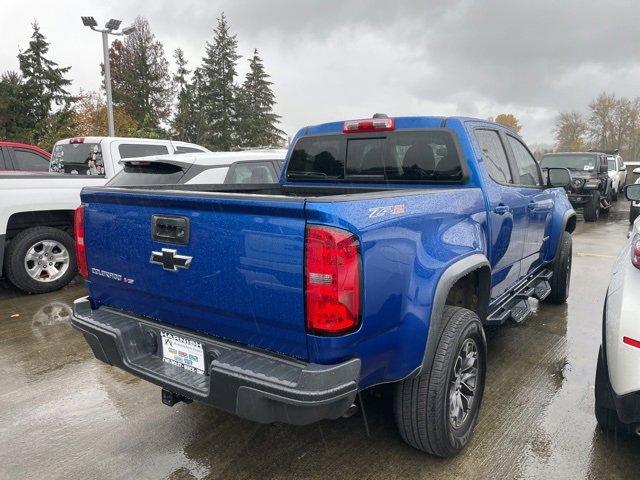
left=612, top=188, right=618, bottom=201
left=595, top=347, right=633, bottom=435
left=394, top=306, right=486, bottom=457
left=545, top=231, right=572, bottom=304
left=630, top=206, right=639, bottom=224
left=4, top=227, right=77, bottom=294
left=583, top=191, right=600, bottom=222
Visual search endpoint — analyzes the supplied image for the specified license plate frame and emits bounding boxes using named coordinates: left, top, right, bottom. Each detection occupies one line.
left=160, top=331, right=206, bottom=375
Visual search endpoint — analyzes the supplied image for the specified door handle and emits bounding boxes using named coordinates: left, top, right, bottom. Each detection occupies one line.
left=494, top=205, right=510, bottom=215
left=527, top=201, right=536, bottom=211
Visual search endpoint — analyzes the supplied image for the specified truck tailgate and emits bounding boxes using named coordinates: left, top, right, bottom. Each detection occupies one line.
left=81, top=188, right=308, bottom=359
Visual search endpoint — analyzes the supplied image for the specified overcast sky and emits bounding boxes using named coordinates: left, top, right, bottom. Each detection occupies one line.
left=2, top=0, right=639, bottom=145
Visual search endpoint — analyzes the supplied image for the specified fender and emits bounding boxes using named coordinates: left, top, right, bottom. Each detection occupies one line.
left=418, top=253, right=490, bottom=374
left=547, top=208, right=576, bottom=264
left=0, top=233, right=4, bottom=275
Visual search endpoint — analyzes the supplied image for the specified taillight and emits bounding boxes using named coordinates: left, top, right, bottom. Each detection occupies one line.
left=631, top=234, right=640, bottom=269
left=623, top=336, right=640, bottom=349
left=74, top=206, right=88, bottom=278
left=305, top=225, right=361, bottom=335
left=343, top=117, right=394, bottom=133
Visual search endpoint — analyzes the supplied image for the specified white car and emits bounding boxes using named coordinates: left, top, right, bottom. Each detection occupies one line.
left=595, top=183, right=640, bottom=436
left=0, top=136, right=211, bottom=294
left=606, top=154, right=627, bottom=201
left=630, top=168, right=640, bottom=224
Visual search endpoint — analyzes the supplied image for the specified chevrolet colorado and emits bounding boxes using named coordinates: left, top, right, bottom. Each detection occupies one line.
left=72, top=115, right=576, bottom=457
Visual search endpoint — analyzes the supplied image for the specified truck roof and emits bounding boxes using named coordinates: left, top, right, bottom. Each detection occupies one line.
left=296, top=115, right=518, bottom=137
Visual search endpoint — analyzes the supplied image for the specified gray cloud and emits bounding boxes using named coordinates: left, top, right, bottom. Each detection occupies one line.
left=2, top=0, right=639, bottom=144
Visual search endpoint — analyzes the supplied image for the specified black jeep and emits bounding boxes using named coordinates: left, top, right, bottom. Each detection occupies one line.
left=540, top=152, right=613, bottom=222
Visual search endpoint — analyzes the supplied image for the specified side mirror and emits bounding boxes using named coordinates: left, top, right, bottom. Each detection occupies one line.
left=633, top=167, right=640, bottom=175
left=599, top=164, right=608, bottom=174
left=620, top=165, right=626, bottom=171
left=625, top=184, right=640, bottom=201
left=547, top=167, right=572, bottom=188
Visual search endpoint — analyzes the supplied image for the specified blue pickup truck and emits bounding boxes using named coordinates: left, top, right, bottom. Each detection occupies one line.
left=71, top=115, right=576, bottom=457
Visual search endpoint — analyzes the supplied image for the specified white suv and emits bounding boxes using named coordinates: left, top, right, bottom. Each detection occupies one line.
left=606, top=154, right=627, bottom=201
left=595, top=183, right=640, bottom=436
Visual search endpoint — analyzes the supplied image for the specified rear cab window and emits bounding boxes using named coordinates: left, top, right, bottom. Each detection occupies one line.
left=118, top=143, right=169, bottom=159
left=286, top=130, right=464, bottom=183
left=50, top=142, right=105, bottom=176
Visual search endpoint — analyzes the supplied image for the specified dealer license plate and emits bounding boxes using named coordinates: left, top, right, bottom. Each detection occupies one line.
left=160, top=331, right=205, bottom=375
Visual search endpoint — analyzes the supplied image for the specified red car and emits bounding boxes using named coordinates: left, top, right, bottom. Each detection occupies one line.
left=0, top=141, right=51, bottom=172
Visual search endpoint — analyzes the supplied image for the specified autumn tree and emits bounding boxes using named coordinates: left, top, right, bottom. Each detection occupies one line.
left=493, top=113, right=522, bottom=133
left=586, top=92, right=618, bottom=150
left=554, top=111, right=587, bottom=151
left=73, top=91, right=140, bottom=137
left=236, top=49, right=285, bottom=147
left=106, top=16, right=173, bottom=133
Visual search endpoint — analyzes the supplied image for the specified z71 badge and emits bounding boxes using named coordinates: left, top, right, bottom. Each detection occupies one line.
left=369, top=204, right=406, bottom=218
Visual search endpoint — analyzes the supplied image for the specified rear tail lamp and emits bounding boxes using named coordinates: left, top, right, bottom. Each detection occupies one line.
left=623, top=336, right=640, bottom=349
left=343, top=117, right=394, bottom=133
left=305, top=225, right=361, bottom=335
left=632, top=234, right=640, bottom=270
left=74, top=206, right=88, bottom=278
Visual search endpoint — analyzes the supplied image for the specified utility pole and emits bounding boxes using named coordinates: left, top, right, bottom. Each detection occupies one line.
left=81, top=17, right=136, bottom=137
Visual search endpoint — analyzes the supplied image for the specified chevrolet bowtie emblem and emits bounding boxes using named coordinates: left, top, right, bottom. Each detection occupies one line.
left=150, top=248, right=192, bottom=272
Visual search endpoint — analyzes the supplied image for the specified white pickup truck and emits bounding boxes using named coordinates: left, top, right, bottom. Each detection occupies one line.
left=0, top=136, right=209, bottom=294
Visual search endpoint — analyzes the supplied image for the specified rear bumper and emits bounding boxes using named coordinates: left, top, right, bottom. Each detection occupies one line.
left=71, top=297, right=360, bottom=425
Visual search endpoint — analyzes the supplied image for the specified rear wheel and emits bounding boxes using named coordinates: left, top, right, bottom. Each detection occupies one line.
left=394, top=306, right=486, bottom=457
left=545, top=231, right=572, bottom=304
left=4, top=227, right=77, bottom=294
left=584, top=192, right=600, bottom=222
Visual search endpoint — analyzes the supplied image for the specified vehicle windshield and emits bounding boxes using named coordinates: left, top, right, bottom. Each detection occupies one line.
left=50, top=143, right=105, bottom=176
left=607, top=158, right=616, bottom=171
left=540, top=154, right=596, bottom=171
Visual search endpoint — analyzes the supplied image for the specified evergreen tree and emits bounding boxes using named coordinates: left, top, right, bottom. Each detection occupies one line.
left=198, top=13, right=241, bottom=150
left=170, top=48, right=199, bottom=142
left=106, top=16, right=173, bottom=133
left=17, top=21, right=73, bottom=141
left=0, top=71, right=28, bottom=140
left=236, top=49, right=285, bottom=147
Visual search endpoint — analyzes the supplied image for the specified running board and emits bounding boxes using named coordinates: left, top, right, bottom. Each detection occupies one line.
left=485, top=269, right=553, bottom=326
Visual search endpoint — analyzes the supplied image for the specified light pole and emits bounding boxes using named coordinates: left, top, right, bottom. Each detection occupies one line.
left=81, top=17, right=136, bottom=137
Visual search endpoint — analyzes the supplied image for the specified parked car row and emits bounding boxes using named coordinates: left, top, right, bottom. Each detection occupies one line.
left=1, top=135, right=286, bottom=294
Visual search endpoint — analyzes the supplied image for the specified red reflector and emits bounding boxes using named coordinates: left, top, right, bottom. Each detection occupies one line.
left=343, top=117, right=394, bottom=133
left=69, top=137, right=85, bottom=144
left=623, top=336, right=640, bottom=349
left=305, top=225, right=361, bottom=335
left=74, top=206, right=88, bottom=278
left=631, top=235, right=640, bottom=269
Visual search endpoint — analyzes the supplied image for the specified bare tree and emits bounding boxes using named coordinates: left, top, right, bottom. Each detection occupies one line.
left=587, top=92, right=618, bottom=150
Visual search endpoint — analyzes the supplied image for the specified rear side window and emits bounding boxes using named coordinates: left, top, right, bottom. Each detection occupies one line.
left=287, top=130, right=463, bottom=182
left=175, top=146, right=205, bottom=154
left=475, top=129, right=512, bottom=184
left=225, top=162, right=278, bottom=184
left=107, top=162, right=186, bottom=186
left=13, top=149, right=49, bottom=171
left=118, top=143, right=169, bottom=159
left=507, top=136, right=541, bottom=186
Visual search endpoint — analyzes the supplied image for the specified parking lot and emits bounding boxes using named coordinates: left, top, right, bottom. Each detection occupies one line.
left=1, top=202, right=638, bottom=480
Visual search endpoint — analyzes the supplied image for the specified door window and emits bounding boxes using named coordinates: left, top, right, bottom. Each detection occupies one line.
left=506, top=136, right=541, bottom=186
left=475, top=129, right=512, bottom=184
left=13, top=149, right=50, bottom=171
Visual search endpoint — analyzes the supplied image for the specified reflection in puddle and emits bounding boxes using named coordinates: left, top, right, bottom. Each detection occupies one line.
left=31, top=301, right=72, bottom=328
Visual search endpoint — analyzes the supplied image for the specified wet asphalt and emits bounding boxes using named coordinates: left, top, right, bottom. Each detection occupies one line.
left=1, top=202, right=639, bottom=480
